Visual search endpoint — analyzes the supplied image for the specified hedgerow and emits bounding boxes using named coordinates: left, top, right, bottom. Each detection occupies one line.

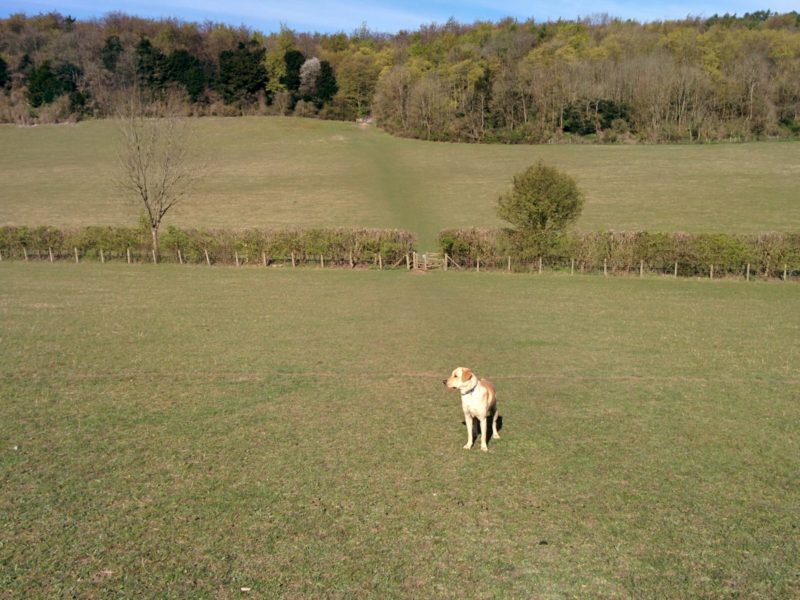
left=438, top=229, right=800, bottom=278
left=0, top=226, right=416, bottom=267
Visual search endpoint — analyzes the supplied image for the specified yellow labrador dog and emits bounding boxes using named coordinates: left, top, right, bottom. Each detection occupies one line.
left=443, top=367, right=500, bottom=451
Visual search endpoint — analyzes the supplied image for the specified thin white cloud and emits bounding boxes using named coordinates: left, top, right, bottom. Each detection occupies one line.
left=4, top=0, right=800, bottom=32
left=111, top=0, right=449, bottom=32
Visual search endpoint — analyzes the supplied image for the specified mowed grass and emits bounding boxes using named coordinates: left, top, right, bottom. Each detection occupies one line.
left=2, top=118, right=800, bottom=248
left=1, top=262, right=798, bottom=598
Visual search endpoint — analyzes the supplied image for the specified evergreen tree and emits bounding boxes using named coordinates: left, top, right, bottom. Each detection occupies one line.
left=0, top=57, right=8, bottom=89
left=165, top=49, right=206, bottom=101
left=315, top=60, right=338, bottom=107
left=27, top=61, right=62, bottom=106
left=282, top=49, right=305, bottom=93
left=27, top=60, right=81, bottom=107
left=136, top=38, right=166, bottom=89
left=55, top=62, right=81, bottom=93
left=217, top=41, right=268, bottom=104
left=102, top=35, right=123, bottom=72
left=17, top=54, right=34, bottom=77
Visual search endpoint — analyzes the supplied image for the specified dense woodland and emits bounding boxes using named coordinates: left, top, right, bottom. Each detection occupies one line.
left=1, top=11, right=799, bottom=142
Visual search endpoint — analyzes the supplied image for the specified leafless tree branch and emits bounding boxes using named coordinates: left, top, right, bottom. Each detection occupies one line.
left=114, top=88, right=205, bottom=260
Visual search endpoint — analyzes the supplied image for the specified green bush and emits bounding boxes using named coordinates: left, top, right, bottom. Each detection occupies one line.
left=437, top=228, right=800, bottom=278
left=0, top=226, right=415, bottom=266
left=439, top=228, right=499, bottom=267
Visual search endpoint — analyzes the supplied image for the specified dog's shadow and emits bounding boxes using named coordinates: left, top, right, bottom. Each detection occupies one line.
left=462, top=412, right=504, bottom=442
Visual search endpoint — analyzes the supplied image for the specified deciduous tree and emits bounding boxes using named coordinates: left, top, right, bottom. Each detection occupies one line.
left=497, top=160, right=584, bottom=256
left=115, top=91, right=204, bottom=261
left=298, top=57, right=320, bottom=99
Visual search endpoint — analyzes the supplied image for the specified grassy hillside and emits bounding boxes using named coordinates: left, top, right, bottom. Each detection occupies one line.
left=2, top=117, right=800, bottom=248
left=2, top=263, right=799, bottom=597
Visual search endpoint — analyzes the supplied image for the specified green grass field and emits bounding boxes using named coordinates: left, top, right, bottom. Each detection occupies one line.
left=2, top=262, right=798, bottom=598
left=2, top=118, right=800, bottom=248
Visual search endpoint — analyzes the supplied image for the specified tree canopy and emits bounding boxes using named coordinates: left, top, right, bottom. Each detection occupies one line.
left=1, top=10, right=799, bottom=141
left=498, top=161, right=584, bottom=233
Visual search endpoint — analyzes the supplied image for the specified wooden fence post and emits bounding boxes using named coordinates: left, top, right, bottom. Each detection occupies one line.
left=746, top=263, right=750, bottom=282
left=100, top=249, right=105, bottom=264
left=378, top=254, right=383, bottom=270
left=476, top=257, right=480, bottom=273
left=349, top=250, right=354, bottom=269
left=444, top=253, right=448, bottom=272
left=49, top=247, right=54, bottom=263
left=291, top=251, right=296, bottom=268
left=571, top=258, right=575, bottom=276
left=177, top=249, right=183, bottom=265
left=508, top=256, right=512, bottom=272
left=235, top=251, right=240, bottom=267
left=320, top=254, right=324, bottom=268
left=151, top=249, right=157, bottom=264
left=406, top=254, right=410, bottom=270
left=603, top=259, right=608, bottom=277
left=538, top=257, right=543, bottom=275
left=23, top=247, right=28, bottom=261
left=127, top=247, right=132, bottom=264
left=74, top=248, right=79, bottom=263
left=710, top=264, right=714, bottom=280
left=204, top=248, right=211, bottom=266
left=639, top=260, right=644, bottom=278
left=674, top=262, right=678, bottom=278
left=423, top=253, right=428, bottom=270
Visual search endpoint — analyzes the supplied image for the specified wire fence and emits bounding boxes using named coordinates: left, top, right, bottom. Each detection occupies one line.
left=4, top=246, right=799, bottom=281
left=442, top=253, right=799, bottom=282
left=0, top=246, right=414, bottom=270
left=0, top=226, right=417, bottom=269
left=438, top=229, right=800, bottom=282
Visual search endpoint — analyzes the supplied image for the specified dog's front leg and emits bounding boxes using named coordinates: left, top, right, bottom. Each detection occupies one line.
left=463, top=413, right=474, bottom=449
left=479, top=417, right=488, bottom=451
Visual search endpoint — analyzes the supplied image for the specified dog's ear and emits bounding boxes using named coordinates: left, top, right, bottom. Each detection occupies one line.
left=461, top=368, right=473, bottom=382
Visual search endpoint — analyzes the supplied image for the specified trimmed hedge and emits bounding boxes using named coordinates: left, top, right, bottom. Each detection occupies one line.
left=0, top=226, right=416, bottom=267
left=159, top=226, right=416, bottom=266
left=439, top=228, right=800, bottom=278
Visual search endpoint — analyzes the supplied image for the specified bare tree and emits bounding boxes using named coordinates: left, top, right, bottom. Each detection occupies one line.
left=115, top=89, right=203, bottom=261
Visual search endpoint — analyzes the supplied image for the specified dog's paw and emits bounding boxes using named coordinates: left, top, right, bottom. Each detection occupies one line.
left=481, top=445, right=488, bottom=452
left=463, top=443, right=472, bottom=450
left=493, top=433, right=500, bottom=440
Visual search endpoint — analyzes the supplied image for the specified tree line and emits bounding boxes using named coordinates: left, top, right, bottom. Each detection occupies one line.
left=0, top=13, right=346, bottom=122
left=1, top=11, right=799, bottom=142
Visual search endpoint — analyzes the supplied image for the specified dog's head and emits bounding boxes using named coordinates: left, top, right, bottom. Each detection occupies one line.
left=443, top=367, right=475, bottom=391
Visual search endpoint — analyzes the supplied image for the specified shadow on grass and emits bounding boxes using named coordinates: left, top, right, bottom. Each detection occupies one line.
left=462, top=411, right=503, bottom=446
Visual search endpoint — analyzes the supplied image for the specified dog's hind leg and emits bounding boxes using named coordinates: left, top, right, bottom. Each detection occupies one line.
left=492, top=408, right=500, bottom=440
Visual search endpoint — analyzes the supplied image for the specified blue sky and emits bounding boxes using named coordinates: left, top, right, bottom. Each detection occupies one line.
left=2, top=0, right=797, bottom=33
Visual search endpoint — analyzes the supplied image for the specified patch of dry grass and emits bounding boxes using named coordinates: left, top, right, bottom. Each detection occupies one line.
left=2, top=118, right=799, bottom=248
